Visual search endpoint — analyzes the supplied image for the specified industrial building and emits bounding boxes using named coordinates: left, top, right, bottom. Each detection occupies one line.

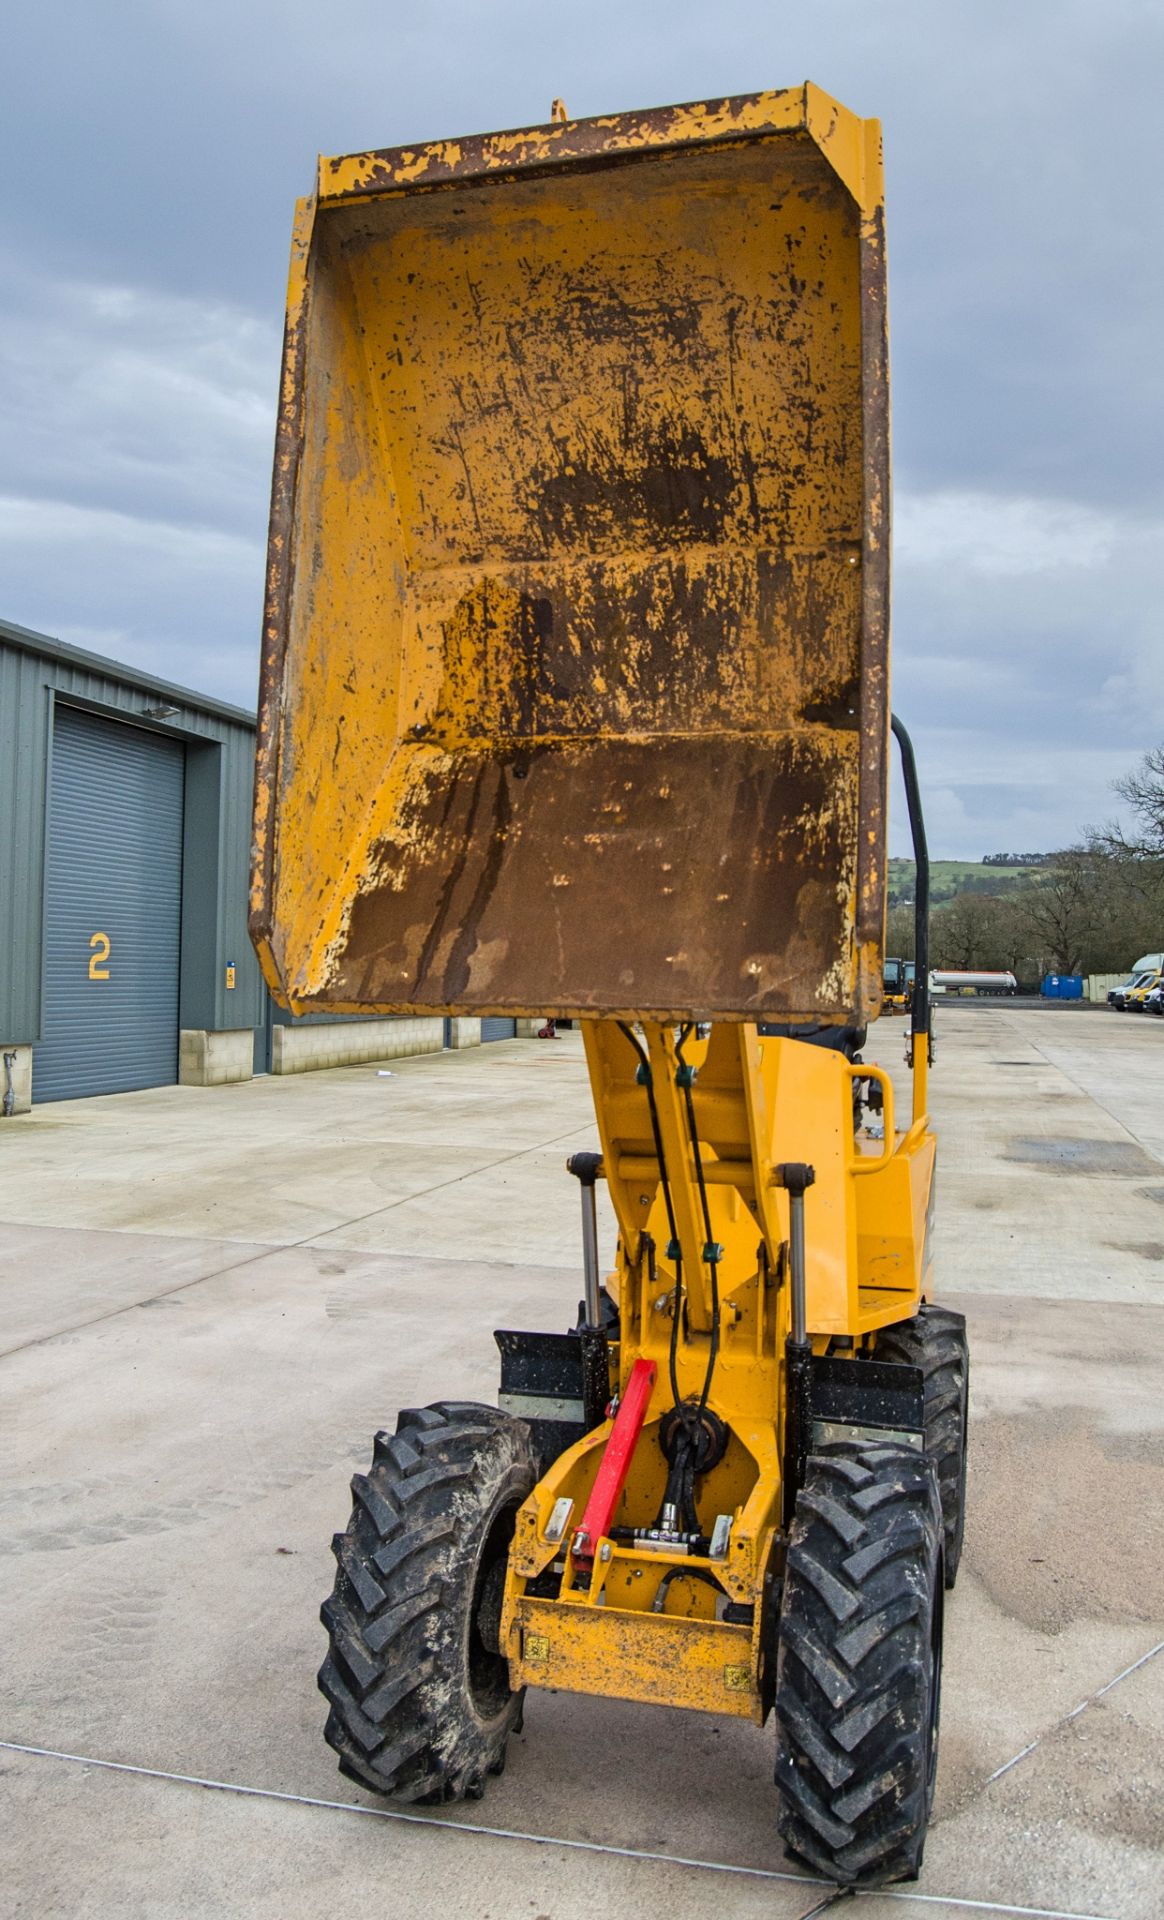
left=0, top=618, right=517, bottom=1114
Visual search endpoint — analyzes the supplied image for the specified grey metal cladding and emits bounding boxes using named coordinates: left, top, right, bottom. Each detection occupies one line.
left=33, top=705, right=185, bottom=1101
left=0, top=618, right=263, bottom=1044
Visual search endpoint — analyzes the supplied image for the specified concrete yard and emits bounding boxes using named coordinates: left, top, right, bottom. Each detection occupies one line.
left=1, top=1008, right=1162, bottom=1920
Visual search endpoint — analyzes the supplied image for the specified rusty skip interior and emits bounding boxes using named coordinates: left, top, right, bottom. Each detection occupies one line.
left=253, top=88, right=890, bottom=1022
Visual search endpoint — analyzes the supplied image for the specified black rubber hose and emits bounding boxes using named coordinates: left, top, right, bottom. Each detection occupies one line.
left=617, top=1023, right=680, bottom=1253
left=892, top=714, right=931, bottom=1042
left=617, top=1022, right=686, bottom=1418
left=675, top=1028, right=721, bottom=1425
left=651, top=1564, right=726, bottom=1615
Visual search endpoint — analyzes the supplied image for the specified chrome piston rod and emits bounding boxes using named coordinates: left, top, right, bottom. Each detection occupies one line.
left=567, top=1151, right=604, bottom=1328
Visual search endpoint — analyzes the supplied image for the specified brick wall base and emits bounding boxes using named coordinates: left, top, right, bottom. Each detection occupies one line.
left=271, top=1016, right=445, bottom=1074
left=445, top=1017, right=482, bottom=1050
left=180, top=1028, right=255, bottom=1087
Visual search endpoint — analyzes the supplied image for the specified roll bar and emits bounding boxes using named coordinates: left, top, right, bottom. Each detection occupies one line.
left=890, top=715, right=931, bottom=1121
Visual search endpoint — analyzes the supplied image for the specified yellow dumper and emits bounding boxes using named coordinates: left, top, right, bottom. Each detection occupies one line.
left=251, top=84, right=966, bottom=1887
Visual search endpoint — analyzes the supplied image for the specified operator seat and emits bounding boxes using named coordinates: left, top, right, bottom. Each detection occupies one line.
left=756, top=1022, right=867, bottom=1061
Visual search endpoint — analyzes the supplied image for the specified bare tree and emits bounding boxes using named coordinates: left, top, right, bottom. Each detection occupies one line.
left=1114, top=744, right=1164, bottom=856
left=1083, top=743, right=1164, bottom=955
left=885, top=903, right=915, bottom=960
left=931, top=893, right=1005, bottom=970
left=1012, top=849, right=1119, bottom=975
left=889, top=741, right=1164, bottom=985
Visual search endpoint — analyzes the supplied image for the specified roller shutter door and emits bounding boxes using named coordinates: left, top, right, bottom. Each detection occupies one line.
left=34, top=706, right=184, bottom=1102
left=481, top=1018, right=517, bottom=1041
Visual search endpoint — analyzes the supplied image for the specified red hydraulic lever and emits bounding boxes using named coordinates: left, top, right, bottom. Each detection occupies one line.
left=571, top=1356, right=657, bottom=1568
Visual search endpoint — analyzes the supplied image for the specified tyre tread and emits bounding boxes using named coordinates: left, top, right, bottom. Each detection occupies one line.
left=319, top=1401, right=535, bottom=1802
left=774, top=1441, right=943, bottom=1887
left=875, top=1305, right=969, bottom=1586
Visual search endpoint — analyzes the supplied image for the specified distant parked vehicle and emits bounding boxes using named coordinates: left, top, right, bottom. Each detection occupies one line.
left=929, top=970, right=1017, bottom=996
left=882, top=956, right=912, bottom=1012
left=1146, top=982, right=1164, bottom=1017
left=1126, top=971, right=1163, bottom=1013
left=1108, top=971, right=1154, bottom=1010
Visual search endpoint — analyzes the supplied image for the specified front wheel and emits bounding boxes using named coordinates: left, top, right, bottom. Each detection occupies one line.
left=319, top=1401, right=536, bottom=1802
left=876, top=1304, right=969, bottom=1587
left=774, top=1442, right=944, bottom=1886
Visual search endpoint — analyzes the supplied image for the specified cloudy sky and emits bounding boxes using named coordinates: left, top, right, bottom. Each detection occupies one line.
left=3, top=1, right=1160, bottom=856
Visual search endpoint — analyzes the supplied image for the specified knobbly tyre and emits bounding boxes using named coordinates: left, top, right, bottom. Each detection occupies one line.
left=249, top=83, right=968, bottom=1887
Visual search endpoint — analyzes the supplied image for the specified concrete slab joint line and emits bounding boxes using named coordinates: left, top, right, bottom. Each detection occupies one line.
left=0, top=1118, right=591, bottom=1363
left=985, top=1638, right=1164, bottom=1783
left=0, top=1744, right=1122, bottom=1920
left=798, top=1895, right=852, bottom=1920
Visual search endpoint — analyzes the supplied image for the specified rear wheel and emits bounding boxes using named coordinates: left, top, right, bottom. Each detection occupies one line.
left=876, top=1304, right=969, bottom=1586
left=319, top=1401, right=536, bottom=1802
left=774, top=1442, right=944, bottom=1886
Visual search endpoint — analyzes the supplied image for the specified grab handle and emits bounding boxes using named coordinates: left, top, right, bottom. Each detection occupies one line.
left=846, top=1062, right=895, bottom=1173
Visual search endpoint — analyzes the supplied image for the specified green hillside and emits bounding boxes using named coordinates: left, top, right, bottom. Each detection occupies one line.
left=887, top=859, right=1050, bottom=907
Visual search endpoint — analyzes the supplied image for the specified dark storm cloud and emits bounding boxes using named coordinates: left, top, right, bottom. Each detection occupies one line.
left=2, top=1, right=1161, bottom=852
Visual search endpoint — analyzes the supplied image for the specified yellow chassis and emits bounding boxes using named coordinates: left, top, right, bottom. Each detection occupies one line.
left=501, top=1018, right=934, bottom=1722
